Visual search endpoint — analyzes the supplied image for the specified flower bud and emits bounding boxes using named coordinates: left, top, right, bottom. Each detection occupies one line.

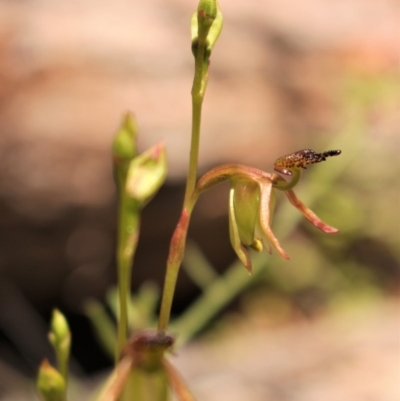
left=112, top=113, right=138, bottom=164
left=48, top=309, right=71, bottom=382
left=191, top=0, right=223, bottom=57
left=125, top=143, right=167, bottom=207
left=48, top=310, right=70, bottom=354
left=197, top=0, right=218, bottom=31
left=37, top=360, right=66, bottom=401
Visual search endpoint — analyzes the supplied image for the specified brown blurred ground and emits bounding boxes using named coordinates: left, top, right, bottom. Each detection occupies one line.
left=0, top=0, right=399, bottom=396
left=173, top=296, right=400, bottom=401
left=2, top=296, right=399, bottom=400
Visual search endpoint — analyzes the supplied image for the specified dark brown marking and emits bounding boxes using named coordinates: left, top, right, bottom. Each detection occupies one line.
left=274, top=149, right=341, bottom=175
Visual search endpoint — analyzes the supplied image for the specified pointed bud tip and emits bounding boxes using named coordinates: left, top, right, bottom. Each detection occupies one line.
left=50, top=309, right=70, bottom=345
left=39, top=359, right=52, bottom=369
left=149, top=142, right=166, bottom=159
left=197, top=0, right=218, bottom=21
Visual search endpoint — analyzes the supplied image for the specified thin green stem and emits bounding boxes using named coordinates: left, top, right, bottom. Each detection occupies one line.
left=55, top=348, right=69, bottom=391
left=116, top=191, right=140, bottom=360
left=184, top=99, right=202, bottom=203
left=158, top=207, right=191, bottom=332
left=158, top=35, right=210, bottom=333
left=184, top=45, right=208, bottom=204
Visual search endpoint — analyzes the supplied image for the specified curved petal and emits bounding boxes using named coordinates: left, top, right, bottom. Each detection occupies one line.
left=285, top=189, right=339, bottom=233
left=229, top=188, right=252, bottom=273
left=163, top=359, right=197, bottom=401
left=259, top=181, right=290, bottom=260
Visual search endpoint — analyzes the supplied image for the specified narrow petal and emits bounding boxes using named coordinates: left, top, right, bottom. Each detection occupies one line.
left=285, top=189, right=339, bottom=233
left=163, top=359, right=197, bottom=401
left=97, top=356, right=134, bottom=401
left=259, top=181, right=290, bottom=260
left=229, top=188, right=252, bottom=273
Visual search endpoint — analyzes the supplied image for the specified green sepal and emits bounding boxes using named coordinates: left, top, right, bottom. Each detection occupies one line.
left=232, top=179, right=260, bottom=247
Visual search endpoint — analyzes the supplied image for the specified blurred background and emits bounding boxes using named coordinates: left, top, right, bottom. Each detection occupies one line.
left=0, top=0, right=399, bottom=400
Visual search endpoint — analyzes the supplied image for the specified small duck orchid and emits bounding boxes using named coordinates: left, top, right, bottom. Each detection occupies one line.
left=195, top=149, right=341, bottom=273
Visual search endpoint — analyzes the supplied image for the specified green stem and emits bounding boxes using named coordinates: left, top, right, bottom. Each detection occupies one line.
left=184, top=99, right=202, bottom=203
left=184, top=46, right=208, bottom=204
left=116, top=191, right=140, bottom=360
left=158, top=39, right=210, bottom=333
left=55, top=348, right=69, bottom=391
left=158, top=208, right=191, bottom=332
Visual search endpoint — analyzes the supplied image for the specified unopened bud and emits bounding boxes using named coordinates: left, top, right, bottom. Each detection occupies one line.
left=112, top=113, right=138, bottom=164
left=125, top=143, right=167, bottom=207
left=197, top=0, right=217, bottom=30
left=37, top=360, right=66, bottom=401
left=48, top=309, right=70, bottom=353
left=191, top=0, right=223, bottom=57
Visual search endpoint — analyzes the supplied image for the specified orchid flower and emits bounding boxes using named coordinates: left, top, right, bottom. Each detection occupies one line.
left=194, top=149, right=341, bottom=273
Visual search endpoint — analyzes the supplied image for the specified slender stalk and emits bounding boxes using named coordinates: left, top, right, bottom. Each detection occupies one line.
left=116, top=190, right=140, bottom=359
left=158, top=30, right=210, bottom=333
left=184, top=46, right=208, bottom=204
left=158, top=208, right=191, bottom=332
